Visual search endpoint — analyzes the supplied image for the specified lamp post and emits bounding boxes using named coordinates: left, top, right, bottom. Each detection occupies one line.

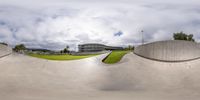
left=141, top=30, right=144, bottom=45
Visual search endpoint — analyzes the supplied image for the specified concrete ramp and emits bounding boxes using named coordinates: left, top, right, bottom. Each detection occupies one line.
left=0, top=44, right=12, bottom=58
left=1, top=52, right=200, bottom=100
left=134, top=40, right=200, bottom=62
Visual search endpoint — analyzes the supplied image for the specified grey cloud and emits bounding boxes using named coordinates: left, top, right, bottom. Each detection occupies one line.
left=114, top=31, right=123, bottom=37
left=0, top=1, right=200, bottom=50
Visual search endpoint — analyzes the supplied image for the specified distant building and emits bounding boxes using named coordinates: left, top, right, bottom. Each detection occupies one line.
left=25, top=48, right=57, bottom=54
left=78, top=43, right=123, bottom=52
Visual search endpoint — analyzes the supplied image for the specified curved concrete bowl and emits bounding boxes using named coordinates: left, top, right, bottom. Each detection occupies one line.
left=134, top=40, right=200, bottom=62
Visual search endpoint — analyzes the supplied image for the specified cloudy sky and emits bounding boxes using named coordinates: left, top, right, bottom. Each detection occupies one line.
left=0, top=0, right=200, bottom=50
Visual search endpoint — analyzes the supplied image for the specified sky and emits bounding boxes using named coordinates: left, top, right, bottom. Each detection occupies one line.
left=0, top=0, right=200, bottom=51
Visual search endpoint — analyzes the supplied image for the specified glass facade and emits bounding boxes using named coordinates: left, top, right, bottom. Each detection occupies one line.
left=78, top=43, right=123, bottom=52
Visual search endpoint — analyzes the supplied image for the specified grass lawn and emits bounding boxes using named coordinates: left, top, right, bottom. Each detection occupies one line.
left=28, top=53, right=99, bottom=61
left=103, top=50, right=130, bottom=64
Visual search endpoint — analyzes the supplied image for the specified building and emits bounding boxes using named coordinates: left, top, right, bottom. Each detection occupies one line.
left=78, top=43, right=123, bottom=52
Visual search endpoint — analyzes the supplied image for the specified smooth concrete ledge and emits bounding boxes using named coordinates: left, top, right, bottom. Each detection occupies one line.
left=0, top=44, right=12, bottom=58
left=134, top=52, right=200, bottom=62
left=102, top=52, right=112, bottom=63
left=0, top=53, right=12, bottom=59
left=134, top=40, right=200, bottom=62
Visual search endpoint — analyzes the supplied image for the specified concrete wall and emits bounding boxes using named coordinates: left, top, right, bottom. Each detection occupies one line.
left=0, top=44, right=12, bottom=58
left=134, top=40, right=200, bottom=62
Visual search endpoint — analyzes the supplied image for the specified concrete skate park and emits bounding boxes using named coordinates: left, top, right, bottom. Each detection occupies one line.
left=1, top=40, right=200, bottom=100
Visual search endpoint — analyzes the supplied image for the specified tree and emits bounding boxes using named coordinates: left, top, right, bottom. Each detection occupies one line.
left=61, top=45, right=70, bottom=54
left=187, top=34, right=195, bottom=42
left=60, top=50, right=63, bottom=54
left=173, top=32, right=195, bottom=42
left=124, top=45, right=134, bottom=50
left=13, top=44, right=26, bottom=52
left=63, top=48, right=68, bottom=53
left=0, top=42, right=8, bottom=46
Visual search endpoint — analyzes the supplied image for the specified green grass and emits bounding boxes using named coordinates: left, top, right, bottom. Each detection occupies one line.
left=28, top=53, right=99, bottom=61
left=103, top=50, right=130, bottom=64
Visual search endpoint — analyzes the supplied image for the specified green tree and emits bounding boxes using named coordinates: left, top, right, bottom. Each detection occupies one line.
left=187, top=34, right=195, bottom=42
left=0, top=42, right=8, bottom=46
left=124, top=45, right=134, bottom=50
left=63, top=45, right=70, bottom=53
left=13, top=44, right=26, bottom=52
left=173, top=32, right=195, bottom=42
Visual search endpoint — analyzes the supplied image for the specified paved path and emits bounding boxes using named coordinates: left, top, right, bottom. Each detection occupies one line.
left=1, top=53, right=200, bottom=100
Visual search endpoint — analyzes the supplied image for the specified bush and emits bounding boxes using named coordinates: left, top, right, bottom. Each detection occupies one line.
left=173, top=32, right=195, bottom=42
left=13, top=44, right=26, bottom=52
left=0, top=42, right=8, bottom=46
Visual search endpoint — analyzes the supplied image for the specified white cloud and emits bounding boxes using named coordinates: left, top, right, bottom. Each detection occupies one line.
left=0, top=0, right=200, bottom=50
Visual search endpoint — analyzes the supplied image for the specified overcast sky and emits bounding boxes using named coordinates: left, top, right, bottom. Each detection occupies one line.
left=0, top=0, right=200, bottom=50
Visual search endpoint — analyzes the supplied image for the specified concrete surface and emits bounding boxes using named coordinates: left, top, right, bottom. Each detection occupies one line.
left=134, top=40, right=200, bottom=62
left=0, top=44, right=12, bottom=58
left=1, top=52, right=200, bottom=100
